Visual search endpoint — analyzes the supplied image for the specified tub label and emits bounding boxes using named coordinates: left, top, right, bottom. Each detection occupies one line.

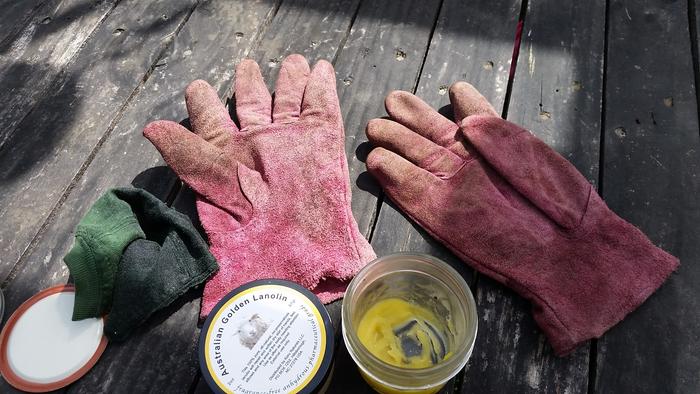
left=203, top=284, right=327, bottom=394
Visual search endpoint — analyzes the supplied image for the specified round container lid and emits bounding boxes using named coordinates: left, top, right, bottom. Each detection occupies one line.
left=199, top=279, right=334, bottom=394
left=0, top=285, right=108, bottom=392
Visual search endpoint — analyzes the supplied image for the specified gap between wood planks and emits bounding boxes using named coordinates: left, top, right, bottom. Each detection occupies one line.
left=689, top=0, right=700, bottom=141
left=589, top=0, right=612, bottom=392
left=385, top=0, right=530, bottom=386
left=0, top=0, right=200, bottom=289
left=362, top=0, right=449, bottom=249
left=364, top=1, right=444, bottom=248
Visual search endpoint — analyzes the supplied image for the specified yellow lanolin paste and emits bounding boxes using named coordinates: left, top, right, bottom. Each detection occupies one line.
left=357, top=298, right=451, bottom=369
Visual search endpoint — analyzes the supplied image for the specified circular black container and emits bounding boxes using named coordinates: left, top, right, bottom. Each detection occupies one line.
left=199, top=279, right=334, bottom=394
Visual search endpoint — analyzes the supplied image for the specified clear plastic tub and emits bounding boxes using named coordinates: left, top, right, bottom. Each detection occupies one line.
left=342, top=253, right=477, bottom=394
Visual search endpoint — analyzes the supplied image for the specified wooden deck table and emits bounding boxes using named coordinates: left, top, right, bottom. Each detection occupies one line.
left=1, top=0, right=698, bottom=392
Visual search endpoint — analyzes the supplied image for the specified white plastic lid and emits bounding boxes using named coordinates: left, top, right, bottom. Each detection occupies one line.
left=0, top=285, right=108, bottom=392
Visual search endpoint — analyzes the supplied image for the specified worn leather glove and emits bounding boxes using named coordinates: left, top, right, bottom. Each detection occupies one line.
left=144, top=55, right=376, bottom=318
left=365, top=82, right=678, bottom=355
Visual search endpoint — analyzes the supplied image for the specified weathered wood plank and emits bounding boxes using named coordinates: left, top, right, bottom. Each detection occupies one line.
left=246, top=0, right=360, bottom=85
left=367, top=1, right=519, bottom=389
left=595, top=0, right=700, bottom=392
left=319, top=0, right=446, bottom=391
left=334, top=0, right=442, bottom=237
left=0, top=1, right=280, bottom=392
left=0, top=0, right=118, bottom=148
left=461, top=0, right=607, bottom=391
left=370, top=0, right=520, bottom=282
left=508, top=1, right=604, bottom=185
left=0, top=0, right=47, bottom=46
left=0, top=0, right=198, bottom=283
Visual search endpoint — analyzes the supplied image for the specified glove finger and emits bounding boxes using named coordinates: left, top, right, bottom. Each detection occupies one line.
left=273, top=54, right=310, bottom=123
left=300, top=60, right=342, bottom=125
left=185, top=80, right=236, bottom=148
left=143, top=120, right=253, bottom=221
left=235, top=59, right=272, bottom=129
left=449, top=81, right=499, bottom=122
left=366, top=118, right=464, bottom=178
left=366, top=147, right=440, bottom=201
left=144, top=120, right=222, bottom=184
left=384, top=90, right=458, bottom=148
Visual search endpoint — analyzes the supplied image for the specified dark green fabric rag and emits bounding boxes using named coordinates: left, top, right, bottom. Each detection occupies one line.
left=64, top=190, right=145, bottom=320
left=103, top=188, right=218, bottom=341
left=64, top=187, right=218, bottom=341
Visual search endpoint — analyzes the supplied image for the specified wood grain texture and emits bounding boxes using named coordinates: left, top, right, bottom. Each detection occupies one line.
left=333, top=0, right=442, bottom=237
left=323, top=0, right=446, bottom=391
left=367, top=1, right=520, bottom=388
left=0, top=0, right=118, bottom=148
left=370, top=0, right=521, bottom=282
left=0, top=1, right=280, bottom=392
left=0, top=0, right=47, bottom=46
left=595, top=0, right=700, bottom=392
left=508, top=0, right=605, bottom=185
left=460, top=0, right=607, bottom=392
left=0, top=0, right=198, bottom=281
left=247, top=0, right=361, bottom=86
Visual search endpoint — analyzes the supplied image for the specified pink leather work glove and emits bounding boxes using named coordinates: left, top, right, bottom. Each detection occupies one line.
left=144, top=55, right=376, bottom=318
left=365, top=82, right=679, bottom=356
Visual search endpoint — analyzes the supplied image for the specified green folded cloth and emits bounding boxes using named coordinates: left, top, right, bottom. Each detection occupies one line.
left=64, top=190, right=145, bottom=320
left=65, top=187, right=218, bottom=341
left=104, top=188, right=218, bottom=341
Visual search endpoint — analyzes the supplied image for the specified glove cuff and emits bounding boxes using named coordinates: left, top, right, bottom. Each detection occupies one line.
left=531, top=191, right=679, bottom=356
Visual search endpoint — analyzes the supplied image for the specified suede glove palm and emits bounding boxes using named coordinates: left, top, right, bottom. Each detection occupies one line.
left=365, top=82, right=678, bottom=355
left=145, top=55, right=375, bottom=318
